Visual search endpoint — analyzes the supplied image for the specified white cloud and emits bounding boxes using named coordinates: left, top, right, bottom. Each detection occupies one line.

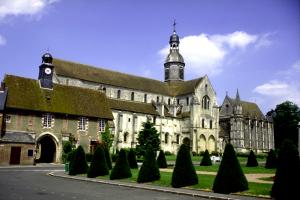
left=0, top=34, right=6, bottom=45
left=0, top=0, right=60, bottom=19
left=159, top=31, right=267, bottom=76
left=253, top=80, right=290, bottom=96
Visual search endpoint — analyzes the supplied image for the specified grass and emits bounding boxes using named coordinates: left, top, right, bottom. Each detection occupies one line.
left=166, top=155, right=266, bottom=163
left=257, top=176, right=275, bottom=182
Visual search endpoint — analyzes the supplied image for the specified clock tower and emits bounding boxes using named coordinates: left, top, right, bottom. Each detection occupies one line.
left=164, top=22, right=185, bottom=82
left=38, top=52, right=54, bottom=89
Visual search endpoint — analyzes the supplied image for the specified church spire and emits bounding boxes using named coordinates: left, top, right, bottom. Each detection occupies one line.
left=236, top=89, right=240, bottom=102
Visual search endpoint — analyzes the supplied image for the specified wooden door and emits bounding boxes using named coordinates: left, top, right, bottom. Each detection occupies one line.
left=10, top=146, right=21, bottom=165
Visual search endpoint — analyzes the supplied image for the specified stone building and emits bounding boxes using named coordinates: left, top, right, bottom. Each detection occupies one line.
left=219, top=90, right=274, bottom=153
left=52, top=28, right=220, bottom=154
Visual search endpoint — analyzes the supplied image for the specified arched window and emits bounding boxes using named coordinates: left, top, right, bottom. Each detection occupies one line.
left=165, top=133, right=169, bottom=144
left=168, top=98, right=171, bottom=105
left=210, top=120, right=213, bottom=129
left=157, top=96, right=159, bottom=103
left=131, top=92, right=134, bottom=101
left=186, top=97, right=189, bottom=105
left=177, top=98, right=180, bottom=105
left=202, top=119, right=205, bottom=128
left=144, top=94, right=147, bottom=103
left=202, top=95, right=210, bottom=109
left=117, top=90, right=121, bottom=99
left=124, top=132, right=128, bottom=143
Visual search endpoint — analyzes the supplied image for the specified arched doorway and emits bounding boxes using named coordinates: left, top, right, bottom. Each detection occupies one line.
left=199, top=134, right=206, bottom=152
left=37, top=135, right=56, bottom=163
left=208, top=135, right=216, bottom=153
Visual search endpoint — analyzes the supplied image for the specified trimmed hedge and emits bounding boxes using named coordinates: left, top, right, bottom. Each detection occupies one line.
left=200, top=149, right=212, bottom=166
left=110, top=149, right=132, bottom=180
left=69, top=146, right=88, bottom=175
left=87, top=145, right=109, bottom=178
left=213, top=143, right=248, bottom=194
left=137, top=148, right=160, bottom=183
left=265, top=149, right=277, bottom=169
left=128, top=148, right=138, bottom=169
left=103, top=145, right=112, bottom=170
left=246, top=150, right=258, bottom=167
left=157, top=150, right=168, bottom=168
left=271, top=140, right=300, bottom=199
left=171, top=144, right=198, bottom=188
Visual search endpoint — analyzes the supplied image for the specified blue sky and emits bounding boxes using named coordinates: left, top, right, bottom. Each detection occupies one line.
left=0, top=0, right=299, bottom=113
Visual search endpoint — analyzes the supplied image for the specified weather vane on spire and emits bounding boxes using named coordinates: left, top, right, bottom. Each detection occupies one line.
left=173, top=19, right=176, bottom=33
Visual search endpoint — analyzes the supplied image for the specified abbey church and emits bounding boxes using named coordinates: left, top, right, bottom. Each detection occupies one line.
left=0, top=28, right=274, bottom=165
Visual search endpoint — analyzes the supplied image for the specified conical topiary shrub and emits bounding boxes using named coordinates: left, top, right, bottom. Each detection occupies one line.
left=103, top=144, right=112, bottom=170
left=213, top=143, right=248, bottom=194
left=265, top=149, right=277, bottom=169
left=271, top=140, right=300, bottom=199
left=128, top=148, right=138, bottom=169
left=69, top=146, right=88, bottom=175
left=246, top=150, right=258, bottom=167
left=171, top=144, right=198, bottom=188
left=200, top=149, right=212, bottom=166
left=137, top=148, right=160, bottom=183
left=87, top=145, right=109, bottom=178
left=110, top=149, right=132, bottom=180
left=157, top=150, right=168, bottom=168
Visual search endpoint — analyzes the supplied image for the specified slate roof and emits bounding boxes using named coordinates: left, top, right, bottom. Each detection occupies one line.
left=0, top=89, right=7, bottom=111
left=4, top=75, right=113, bottom=119
left=0, top=131, right=35, bottom=144
left=53, top=58, right=203, bottom=96
left=108, top=99, right=159, bottom=115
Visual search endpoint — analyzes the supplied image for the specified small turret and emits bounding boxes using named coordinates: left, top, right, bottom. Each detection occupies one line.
left=38, top=51, right=54, bottom=89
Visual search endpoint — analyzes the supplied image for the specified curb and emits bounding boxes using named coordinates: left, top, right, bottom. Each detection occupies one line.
left=49, top=172, right=270, bottom=200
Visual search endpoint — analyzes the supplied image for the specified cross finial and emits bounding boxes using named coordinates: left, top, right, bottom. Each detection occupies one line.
left=173, top=19, right=176, bottom=33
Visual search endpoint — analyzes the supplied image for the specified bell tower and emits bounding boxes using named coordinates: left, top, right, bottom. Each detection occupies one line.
left=164, top=21, right=185, bottom=82
left=38, top=52, right=54, bottom=89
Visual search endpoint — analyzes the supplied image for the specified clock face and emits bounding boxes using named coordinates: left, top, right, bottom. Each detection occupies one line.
left=45, top=68, right=52, bottom=75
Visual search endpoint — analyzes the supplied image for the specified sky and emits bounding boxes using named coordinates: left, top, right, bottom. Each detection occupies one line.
left=0, top=0, right=299, bottom=113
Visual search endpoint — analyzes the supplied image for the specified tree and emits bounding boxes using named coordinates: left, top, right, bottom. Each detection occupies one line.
left=127, top=148, right=138, bottom=169
left=137, top=148, right=160, bottom=183
left=246, top=150, right=258, bottom=167
left=157, top=150, right=168, bottom=168
left=171, top=144, right=198, bottom=188
left=271, top=140, right=300, bottom=199
left=103, top=145, right=112, bottom=170
left=110, top=149, right=132, bottom=180
left=213, top=143, right=248, bottom=194
left=200, top=149, right=212, bottom=166
left=101, top=124, right=113, bottom=149
left=87, top=145, right=109, bottom=178
left=265, top=149, right=277, bottom=169
left=269, top=101, right=300, bottom=149
left=62, top=141, right=72, bottom=163
left=136, top=121, right=160, bottom=156
left=69, top=146, right=88, bottom=175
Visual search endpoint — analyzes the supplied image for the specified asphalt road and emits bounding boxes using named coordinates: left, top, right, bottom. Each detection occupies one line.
left=0, top=165, right=205, bottom=200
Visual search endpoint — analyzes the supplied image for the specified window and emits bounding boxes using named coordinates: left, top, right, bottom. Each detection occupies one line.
left=117, top=90, right=121, bottom=99
left=202, top=119, right=205, bottom=128
left=124, top=132, right=128, bottom=143
left=5, top=115, right=11, bottom=123
left=210, top=120, right=213, bottom=129
left=103, top=87, right=106, bottom=94
left=99, top=119, right=106, bottom=132
left=128, top=118, right=131, bottom=122
left=118, top=114, right=123, bottom=131
left=168, top=98, right=171, bottom=105
left=144, top=94, right=147, bottom=103
left=42, top=113, right=52, bottom=128
left=205, top=84, right=208, bottom=91
left=131, top=92, right=134, bottom=101
left=186, top=97, right=189, bottom=105
left=78, top=117, right=88, bottom=131
left=153, top=116, right=156, bottom=124
left=28, top=149, right=33, bottom=157
left=177, top=98, right=180, bottom=105
left=157, top=96, right=159, bottom=103
left=176, top=135, right=180, bottom=144
left=165, top=133, right=169, bottom=144
left=202, top=95, right=210, bottom=109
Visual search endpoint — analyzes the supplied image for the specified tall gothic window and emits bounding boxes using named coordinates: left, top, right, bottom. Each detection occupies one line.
left=99, top=119, right=105, bottom=132
left=124, top=132, right=129, bottom=143
left=78, top=117, right=88, bottom=131
left=144, top=94, right=147, bottom=103
left=131, top=92, right=134, bottom=101
left=168, top=98, right=171, bottom=105
left=210, top=120, right=213, bottom=129
left=186, top=97, right=189, bottom=105
left=165, top=132, right=169, bottom=144
left=42, top=113, right=52, bottom=128
left=117, top=90, right=121, bottom=99
left=202, top=119, right=205, bottom=128
left=202, top=95, right=210, bottom=109
left=157, top=96, right=159, bottom=103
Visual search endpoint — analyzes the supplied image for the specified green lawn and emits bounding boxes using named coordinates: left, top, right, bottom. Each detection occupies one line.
left=87, top=168, right=272, bottom=197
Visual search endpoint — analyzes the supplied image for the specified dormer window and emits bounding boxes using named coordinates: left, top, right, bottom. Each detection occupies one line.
left=78, top=117, right=88, bottom=131
left=42, top=113, right=52, bottom=128
left=131, top=92, right=135, bottom=101
left=117, top=90, right=121, bottom=99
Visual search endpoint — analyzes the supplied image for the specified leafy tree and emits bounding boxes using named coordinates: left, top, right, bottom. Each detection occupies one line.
left=110, top=149, right=132, bottom=180
left=157, top=150, right=168, bottom=168
left=127, top=148, right=138, bottom=169
left=62, top=141, right=73, bottom=163
left=69, top=146, right=88, bottom=175
left=171, top=144, right=198, bottom=188
left=87, top=145, right=109, bottom=178
left=268, top=101, right=300, bottom=149
left=136, top=121, right=160, bottom=156
left=246, top=150, right=258, bottom=167
left=101, top=124, right=113, bottom=149
left=137, top=148, right=160, bottom=183
left=271, top=140, right=300, bottom=199
left=265, top=149, right=277, bottom=169
left=200, top=149, right=212, bottom=166
left=103, top=145, right=112, bottom=169
left=213, top=143, right=248, bottom=194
